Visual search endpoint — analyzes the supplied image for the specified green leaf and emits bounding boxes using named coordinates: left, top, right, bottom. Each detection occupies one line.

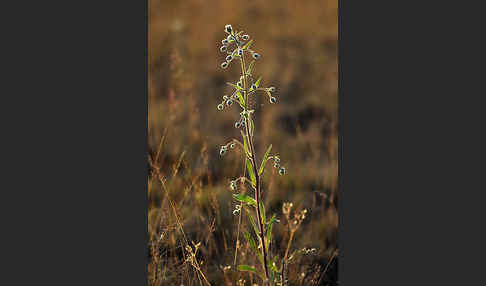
left=233, top=194, right=256, bottom=207
left=242, top=39, right=254, bottom=50
left=237, top=91, right=245, bottom=107
left=259, top=202, right=266, bottom=227
left=246, top=158, right=256, bottom=186
left=259, top=144, right=272, bottom=175
left=269, top=256, right=279, bottom=274
left=227, top=82, right=243, bottom=90
left=243, top=231, right=263, bottom=265
left=246, top=60, right=255, bottom=75
left=266, top=214, right=277, bottom=252
left=248, top=213, right=259, bottom=237
left=238, top=265, right=257, bottom=273
left=241, top=132, right=249, bottom=153
left=255, top=77, right=262, bottom=88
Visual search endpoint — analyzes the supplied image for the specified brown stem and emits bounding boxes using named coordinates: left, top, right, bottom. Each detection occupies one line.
left=240, top=55, right=270, bottom=285
left=284, top=230, right=295, bottom=263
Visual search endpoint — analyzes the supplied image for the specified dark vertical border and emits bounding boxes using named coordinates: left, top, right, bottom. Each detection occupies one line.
left=5, top=0, right=150, bottom=284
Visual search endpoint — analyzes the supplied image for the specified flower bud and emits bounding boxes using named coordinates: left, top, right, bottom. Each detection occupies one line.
left=274, top=157, right=280, bottom=163
left=268, top=86, right=276, bottom=92
left=235, top=121, right=241, bottom=128
left=222, top=39, right=229, bottom=46
left=230, top=181, right=236, bottom=191
left=217, top=104, right=224, bottom=110
left=274, top=162, right=280, bottom=168
left=226, top=55, right=233, bottom=62
left=221, top=62, right=228, bottom=69
left=226, top=99, right=233, bottom=106
left=251, top=83, right=257, bottom=90
left=223, top=95, right=229, bottom=100
left=220, top=148, right=226, bottom=156
left=237, top=81, right=243, bottom=88
left=230, top=143, right=235, bottom=149
left=220, top=46, right=227, bottom=52
left=279, top=167, right=286, bottom=175
left=252, top=53, right=260, bottom=59
left=270, top=96, right=277, bottom=103
left=242, top=35, right=249, bottom=40
left=225, top=24, right=233, bottom=34
left=238, top=49, right=243, bottom=56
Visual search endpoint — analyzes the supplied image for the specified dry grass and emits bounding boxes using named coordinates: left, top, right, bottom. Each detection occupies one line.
left=148, top=1, right=338, bottom=285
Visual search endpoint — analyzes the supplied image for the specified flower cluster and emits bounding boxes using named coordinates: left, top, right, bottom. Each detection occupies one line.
left=220, top=25, right=260, bottom=70
left=219, top=141, right=236, bottom=156
left=271, top=155, right=286, bottom=175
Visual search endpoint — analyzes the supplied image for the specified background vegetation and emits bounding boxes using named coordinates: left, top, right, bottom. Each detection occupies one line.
left=148, top=0, right=338, bottom=285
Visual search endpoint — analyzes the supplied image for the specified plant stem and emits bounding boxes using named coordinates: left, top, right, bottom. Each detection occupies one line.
left=284, top=231, right=295, bottom=263
left=240, top=54, right=270, bottom=285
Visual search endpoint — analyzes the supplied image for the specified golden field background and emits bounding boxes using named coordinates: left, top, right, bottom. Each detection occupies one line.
left=148, top=0, right=338, bottom=284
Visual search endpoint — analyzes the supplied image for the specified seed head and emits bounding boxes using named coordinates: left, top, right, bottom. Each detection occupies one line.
left=220, top=147, right=227, bottom=156
left=226, top=55, right=233, bottom=62
left=217, top=104, right=224, bottom=110
left=252, top=53, right=260, bottom=59
left=220, top=46, right=227, bottom=52
left=226, top=99, right=233, bottom=106
left=270, top=96, right=277, bottom=103
left=279, top=167, right=286, bottom=175
left=221, top=62, right=228, bottom=69
left=225, top=25, right=233, bottom=34
left=242, top=35, right=249, bottom=40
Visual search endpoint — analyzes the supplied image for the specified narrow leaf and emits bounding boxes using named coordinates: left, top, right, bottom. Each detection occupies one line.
left=242, top=39, right=254, bottom=50
left=255, top=77, right=262, bottom=88
left=259, top=144, right=272, bottom=175
left=238, top=265, right=257, bottom=273
left=266, top=214, right=277, bottom=252
left=241, top=131, right=250, bottom=156
left=259, top=202, right=266, bottom=227
left=246, top=60, right=255, bottom=75
left=248, top=212, right=260, bottom=237
left=269, top=256, right=279, bottom=273
left=243, top=231, right=263, bottom=265
left=237, top=91, right=245, bottom=107
left=233, top=193, right=257, bottom=206
left=246, top=158, right=256, bottom=186
left=227, top=82, right=243, bottom=90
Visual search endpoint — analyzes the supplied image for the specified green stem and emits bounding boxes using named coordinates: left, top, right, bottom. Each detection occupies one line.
left=240, top=54, right=270, bottom=285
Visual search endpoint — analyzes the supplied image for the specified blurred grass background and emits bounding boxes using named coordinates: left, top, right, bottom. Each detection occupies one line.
left=148, top=0, right=338, bottom=285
